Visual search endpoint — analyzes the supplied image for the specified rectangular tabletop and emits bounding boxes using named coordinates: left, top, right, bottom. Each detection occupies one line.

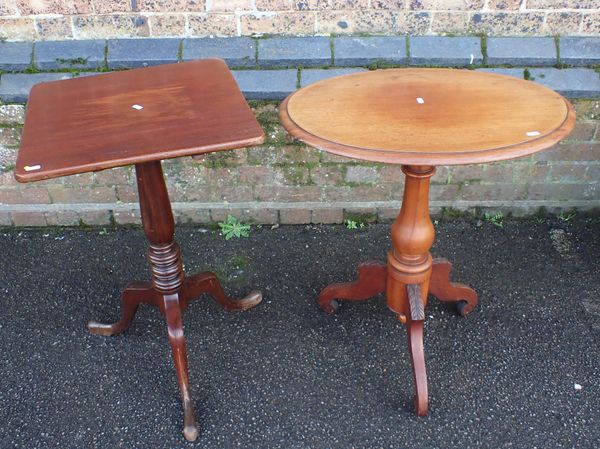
left=15, top=59, right=264, bottom=182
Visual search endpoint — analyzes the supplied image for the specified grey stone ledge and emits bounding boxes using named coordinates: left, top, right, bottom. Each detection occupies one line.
left=258, top=37, right=331, bottom=68
left=333, top=37, right=407, bottom=67
left=476, top=68, right=525, bottom=78
left=487, top=37, right=557, bottom=66
left=107, top=38, right=180, bottom=69
left=35, top=40, right=105, bottom=70
left=410, top=36, right=483, bottom=67
left=528, top=68, right=600, bottom=98
left=560, top=37, right=600, bottom=66
left=300, top=68, right=367, bottom=87
left=0, top=42, right=33, bottom=71
left=182, top=37, right=255, bottom=68
left=0, top=73, right=71, bottom=103
left=232, top=70, right=298, bottom=100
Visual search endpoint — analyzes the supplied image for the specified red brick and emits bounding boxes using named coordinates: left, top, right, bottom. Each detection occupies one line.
left=205, top=167, right=239, bottom=185
left=310, top=166, right=344, bottom=185
left=322, top=185, right=390, bottom=202
left=0, top=211, right=12, bottom=226
left=238, top=166, right=276, bottom=184
left=11, top=211, right=47, bottom=226
left=430, top=185, right=459, bottom=201
left=458, top=183, right=527, bottom=201
left=564, top=122, right=597, bottom=142
left=20, top=187, right=52, bottom=204
left=17, top=0, right=93, bottom=14
left=527, top=183, right=595, bottom=201
left=62, top=173, right=95, bottom=186
left=113, top=209, right=140, bottom=224
left=48, top=186, right=117, bottom=203
left=240, top=11, right=315, bottom=35
left=137, top=0, right=205, bottom=12
left=0, top=172, right=19, bottom=187
left=187, top=185, right=254, bottom=202
left=547, top=164, right=589, bottom=183
left=320, top=151, right=357, bottom=163
left=534, top=143, right=600, bottom=162
left=0, top=128, right=20, bottom=146
left=275, top=166, right=310, bottom=185
left=312, top=208, right=343, bottom=224
left=79, top=210, right=111, bottom=225
left=210, top=207, right=277, bottom=224
left=343, top=207, right=378, bottom=222
left=0, top=189, right=21, bottom=204
left=255, top=0, right=292, bottom=10
left=116, top=186, right=138, bottom=203
left=379, top=165, right=405, bottom=184
left=377, top=206, right=400, bottom=221
left=93, top=168, right=131, bottom=185
left=254, top=185, right=321, bottom=202
left=280, top=208, right=311, bottom=224
left=447, top=165, right=486, bottom=183
left=45, top=210, right=80, bottom=226
left=174, top=208, right=211, bottom=224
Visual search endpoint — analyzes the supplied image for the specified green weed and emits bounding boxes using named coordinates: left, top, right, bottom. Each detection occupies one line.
left=218, top=215, right=251, bottom=240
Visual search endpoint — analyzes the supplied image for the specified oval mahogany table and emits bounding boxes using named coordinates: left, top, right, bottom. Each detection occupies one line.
left=280, top=69, right=575, bottom=416
left=15, top=59, right=264, bottom=441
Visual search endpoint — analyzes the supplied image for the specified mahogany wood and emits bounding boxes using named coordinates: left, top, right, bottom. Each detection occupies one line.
left=17, top=60, right=264, bottom=442
left=87, top=161, right=262, bottom=442
left=279, top=69, right=575, bottom=165
left=318, top=260, right=387, bottom=314
left=15, top=59, right=264, bottom=182
left=430, top=258, right=478, bottom=316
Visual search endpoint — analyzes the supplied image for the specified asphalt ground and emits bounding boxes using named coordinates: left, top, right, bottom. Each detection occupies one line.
left=1, top=218, right=599, bottom=449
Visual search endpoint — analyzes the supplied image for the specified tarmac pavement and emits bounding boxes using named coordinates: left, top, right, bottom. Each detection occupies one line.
left=1, top=218, right=599, bottom=449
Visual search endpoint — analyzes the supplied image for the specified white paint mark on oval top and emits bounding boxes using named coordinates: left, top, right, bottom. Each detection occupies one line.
left=24, top=165, right=41, bottom=171
left=416, top=97, right=425, bottom=104
left=526, top=131, right=541, bottom=137
left=132, top=104, right=144, bottom=110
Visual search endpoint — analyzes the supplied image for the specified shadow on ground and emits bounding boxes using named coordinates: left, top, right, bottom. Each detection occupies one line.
left=1, top=218, right=599, bottom=449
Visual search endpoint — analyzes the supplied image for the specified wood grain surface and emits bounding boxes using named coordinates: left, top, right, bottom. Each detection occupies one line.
left=280, top=68, right=575, bottom=165
left=16, top=59, right=264, bottom=182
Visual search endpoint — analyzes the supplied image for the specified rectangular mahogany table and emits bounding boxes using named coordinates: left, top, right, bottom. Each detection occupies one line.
left=15, top=59, right=264, bottom=441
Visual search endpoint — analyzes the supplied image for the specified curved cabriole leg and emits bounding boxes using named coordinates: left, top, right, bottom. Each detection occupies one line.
left=183, top=272, right=262, bottom=312
left=163, top=293, right=198, bottom=442
left=318, top=261, right=387, bottom=314
left=429, top=258, right=478, bottom=316
left=406, top=284, right=428, bottom=417
left=88, top=281, right=157, bottom=336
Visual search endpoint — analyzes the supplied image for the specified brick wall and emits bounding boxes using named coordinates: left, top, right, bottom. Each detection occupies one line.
left=1, top=99, right=598, bottom=227
left=0, top=1, right=598, bottom=41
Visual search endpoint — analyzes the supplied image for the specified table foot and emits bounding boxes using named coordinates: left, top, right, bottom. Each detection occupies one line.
left=405, top=284, right=428, bottom=417
left=429, top=258, right=478, bottom=316
left=88, top=281, right=158, bottom=336
left=163, top=292, right=198, bottom=442
left=318, top=261, right=387, bottom=314
left=183, top=272, right=262, bottom=312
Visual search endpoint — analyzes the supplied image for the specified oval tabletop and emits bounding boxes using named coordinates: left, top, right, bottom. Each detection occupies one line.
left=279, top=69, right=575, bottom=165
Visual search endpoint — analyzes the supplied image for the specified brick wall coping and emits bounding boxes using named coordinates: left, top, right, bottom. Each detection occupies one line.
left=0, top=35, right=599, bottom=102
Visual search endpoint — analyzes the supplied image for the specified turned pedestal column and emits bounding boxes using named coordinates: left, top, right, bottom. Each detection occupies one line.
left=318, top=165, right=477, bottom=415
left=88, top=161, right=261, bottom=441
